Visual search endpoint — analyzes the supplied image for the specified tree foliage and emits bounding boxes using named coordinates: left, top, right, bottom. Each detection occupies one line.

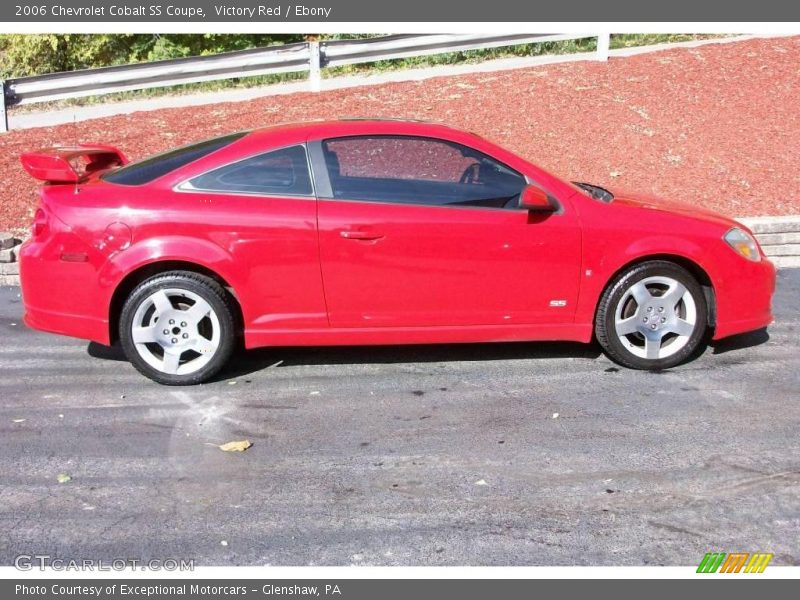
left=0, top=34, right=306, bottom=78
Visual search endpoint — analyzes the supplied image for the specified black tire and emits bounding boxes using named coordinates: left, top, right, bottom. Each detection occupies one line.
left=595, top=261, right=708, bottom=370
left=119, top=271, right=236, bottom=385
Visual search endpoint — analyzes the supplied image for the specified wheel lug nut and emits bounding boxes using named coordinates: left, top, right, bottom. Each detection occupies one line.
left=169, top=319, right=175, bottom=325
left=661, top=317, right=666, bottom=323
left=658, top=307, right=664, bottom=312
left=171, top=338, right=178, bottom=344
left=181, top=322, right=187, bottom=327
left=650, top=324, right=657, bottom=330
left=182, top=333, right=189, bottom=339
left=646, top=307, right=652, bottom=312
left=163, top=329, right=169, bottom=335
left=642, top=317, right=648, bottom=323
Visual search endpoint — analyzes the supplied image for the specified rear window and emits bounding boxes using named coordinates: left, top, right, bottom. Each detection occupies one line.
left=185, top=145, right=313, bottom=196
left=102, top=132, right=248, bottom=186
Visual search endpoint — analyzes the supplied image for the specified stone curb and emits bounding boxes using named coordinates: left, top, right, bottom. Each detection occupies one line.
left=738, top=215, right=800, bottom=268
left=738, top=215, right=800, bottom=234
left=0, top=232, right=16, bottom=250
left=0, top=235, right=23, bottom=286
left=0, top=262, right=19, bottom=275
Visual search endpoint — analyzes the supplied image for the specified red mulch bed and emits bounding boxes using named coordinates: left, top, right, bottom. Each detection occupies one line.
left=2, top=36, right=799, bottom=232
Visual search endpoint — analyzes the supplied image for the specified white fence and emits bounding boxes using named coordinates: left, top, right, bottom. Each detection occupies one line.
left=0, top=33, right=610, bottom=131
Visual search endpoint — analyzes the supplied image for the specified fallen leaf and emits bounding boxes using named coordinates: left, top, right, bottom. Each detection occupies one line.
left=57, top=473, right=72, bottom=484
left=475, top=479, right=488, bottom=486
left=219, top=440, right=252, bottom=452
left=12, top=419, right=25, bottom=423
left=220, top=540, right=228, bottom=546
left=552, top=412, right=560, bottom=419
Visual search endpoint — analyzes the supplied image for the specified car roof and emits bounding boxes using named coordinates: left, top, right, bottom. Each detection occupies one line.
left=241, top=118, right=472, bottom=144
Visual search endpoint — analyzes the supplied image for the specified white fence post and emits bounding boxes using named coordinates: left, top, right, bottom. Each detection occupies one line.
left=596, top=33, right=610, bottom=61
left=309, top=41, right=321, bottom=92
left=0, top=82, right=8, bottom=132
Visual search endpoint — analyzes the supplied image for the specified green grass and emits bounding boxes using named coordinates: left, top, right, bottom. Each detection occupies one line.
left=610, top=33, right=723, bottom=48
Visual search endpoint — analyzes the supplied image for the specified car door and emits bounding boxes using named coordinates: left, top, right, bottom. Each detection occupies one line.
left=312, top=135, right=582, bottom=328
left=175, top=143, right=328, bottom=330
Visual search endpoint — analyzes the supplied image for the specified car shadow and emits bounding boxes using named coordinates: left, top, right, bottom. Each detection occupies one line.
left=87, top=342, right=127, bottom=361
left=88, top=339, right=604, bottom=380
left=213, top=341, right=604, bottom=381
left=709, top=327, right=770, bottom=355
left=88, top=329, right=769, bottom=381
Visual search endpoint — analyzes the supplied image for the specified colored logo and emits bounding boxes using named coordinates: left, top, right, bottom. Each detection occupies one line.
left=697, top=552, right=773, bottom=573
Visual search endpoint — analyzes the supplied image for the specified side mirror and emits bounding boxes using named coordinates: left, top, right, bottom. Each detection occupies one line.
left=518, top=185, right=557, bottom=212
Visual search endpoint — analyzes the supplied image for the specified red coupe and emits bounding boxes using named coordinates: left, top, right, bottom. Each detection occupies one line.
left=19, top=120, right=775, bottom=384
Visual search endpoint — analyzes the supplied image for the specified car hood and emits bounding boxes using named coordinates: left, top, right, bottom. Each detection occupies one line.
left=603, top=188, right=742, bottom=231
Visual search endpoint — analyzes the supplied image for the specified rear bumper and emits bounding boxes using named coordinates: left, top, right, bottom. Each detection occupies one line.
left=23, top=304, right=109, bottom=344
left=19, top=238, right=111, bottom=345
left=712, top=256, right=776, bottom=340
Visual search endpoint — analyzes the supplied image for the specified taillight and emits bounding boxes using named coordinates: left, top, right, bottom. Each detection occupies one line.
left=32, top=208, right=48, bottom=239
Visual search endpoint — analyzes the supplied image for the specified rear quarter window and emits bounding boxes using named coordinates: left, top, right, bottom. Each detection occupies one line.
left=102, top=132, right=248, bottom=186
left=184, top=145, right=313, bottom=196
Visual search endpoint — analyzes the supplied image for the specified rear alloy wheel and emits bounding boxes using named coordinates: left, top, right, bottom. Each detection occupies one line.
left=595, top=261, right=708, bottom=370
left=119, top=271, right=236, bottom=385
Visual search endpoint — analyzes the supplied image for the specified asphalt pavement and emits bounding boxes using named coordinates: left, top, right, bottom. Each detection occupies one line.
left=0, top=270, right=798, bottom=566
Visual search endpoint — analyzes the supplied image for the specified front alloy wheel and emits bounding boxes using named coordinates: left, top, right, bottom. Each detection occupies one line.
left=596, top=261, right=708, bottom=370
left=119, top=272, right=236, bottom=385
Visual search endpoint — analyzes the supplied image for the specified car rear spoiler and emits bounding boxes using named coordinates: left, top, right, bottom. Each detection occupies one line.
left=20, top=145, right=128, bottom=183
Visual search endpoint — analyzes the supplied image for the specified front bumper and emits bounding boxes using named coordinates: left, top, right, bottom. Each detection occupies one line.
left=712, top=255, right=776, bottom=340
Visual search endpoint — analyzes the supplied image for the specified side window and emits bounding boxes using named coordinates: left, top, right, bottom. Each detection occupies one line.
left=321, top=136, right=525, bottom=209
left=186, top=145, right=313, bottom=196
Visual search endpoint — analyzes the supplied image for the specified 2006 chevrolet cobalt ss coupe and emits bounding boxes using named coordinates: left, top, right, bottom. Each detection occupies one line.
left=19, top=119, right=775, bottom=384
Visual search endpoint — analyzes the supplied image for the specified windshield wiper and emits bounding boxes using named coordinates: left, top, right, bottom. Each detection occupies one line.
left=573, top=182, right=614, bottom=202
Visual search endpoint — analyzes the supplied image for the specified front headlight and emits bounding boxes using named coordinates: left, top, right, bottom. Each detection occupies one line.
left=723, top=227, right=761, bottom=262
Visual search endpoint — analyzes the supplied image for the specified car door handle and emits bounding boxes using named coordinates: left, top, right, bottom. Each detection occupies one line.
left=339, top=230, right=384, bottom=241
